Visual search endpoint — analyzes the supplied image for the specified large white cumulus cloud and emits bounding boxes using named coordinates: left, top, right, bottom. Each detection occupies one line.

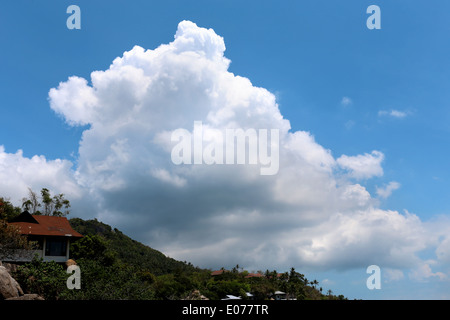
left=42, top=20, right=449, bottom=276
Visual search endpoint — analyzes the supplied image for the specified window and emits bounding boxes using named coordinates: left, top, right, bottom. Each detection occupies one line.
left=45, top=237, right=67, bottom=257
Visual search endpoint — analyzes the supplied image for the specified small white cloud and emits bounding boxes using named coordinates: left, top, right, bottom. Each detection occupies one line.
left=376, top=181, right=401, bottom=199
left=344, top=120, right=355, bottom=130
left=321, top=278, right=335, bottom=285
left=337, top=151, right=384, bottom=179
left=409, top=262, right=447, bottom=282
left=341, top=97, right=352, bottom=106
left=378, top=109, right=408, bottom=118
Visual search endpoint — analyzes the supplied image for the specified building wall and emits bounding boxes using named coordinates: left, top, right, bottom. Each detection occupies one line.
left=4, top=236, right=71, bottom=263
left=42, top=237, right=71, bottom=262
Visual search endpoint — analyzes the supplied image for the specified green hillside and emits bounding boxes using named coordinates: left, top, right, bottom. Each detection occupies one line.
left=68, top=217, right=198, bottom=276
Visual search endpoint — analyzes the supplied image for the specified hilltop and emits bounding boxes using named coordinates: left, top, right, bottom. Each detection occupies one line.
left=68, top=217, right=199, bottom=276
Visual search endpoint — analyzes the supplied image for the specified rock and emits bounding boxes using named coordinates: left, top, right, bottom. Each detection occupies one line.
left=66, top=259, right=77, bottom=267
left=183, top=290, right=209, bottom=300
left=2, top=262, right=18, bottom=274
left=0, top=266, right=23, bottom=299
left=6, top=293, right=44, bottom=300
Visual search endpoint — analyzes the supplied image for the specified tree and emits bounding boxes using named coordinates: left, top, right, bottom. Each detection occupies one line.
left=250, top=281, right=274, bottom=300
left=0, top=219, right=35, bottom=261
left=286, top=267, right=306, bottom=300
left=21, top=188, right=41, bottom=214
left=41, top=188, right=71, bottom=216
left=0, top=197, right=21, bottom=221
left=70, top=234, right=116, bottom=266
left=22, top=188, right=71, bottom=216
left=310, top=279, right=319, bottom=292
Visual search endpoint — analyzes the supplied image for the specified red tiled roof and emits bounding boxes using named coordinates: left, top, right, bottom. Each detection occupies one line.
left=245, top=273, right=265, bottom=278
left=9, top=214, right=83, bottom=238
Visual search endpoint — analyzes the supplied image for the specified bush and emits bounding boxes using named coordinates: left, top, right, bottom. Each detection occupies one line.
left=13, top=257, right=68, bottom=300
left=70, top=234, right=116, bottom=266
left=205, top=279, right=250, bottom=300
left=59, top=259, right=156, bottom=300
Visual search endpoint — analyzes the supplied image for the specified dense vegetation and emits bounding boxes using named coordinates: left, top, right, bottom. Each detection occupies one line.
left=69, top=217, right=198, bottom=276
left=0, top=197, right=35, bottom=260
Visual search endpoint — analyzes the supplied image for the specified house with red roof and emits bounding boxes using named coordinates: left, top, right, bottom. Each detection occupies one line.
left=5, top=211, right=83, bottom=263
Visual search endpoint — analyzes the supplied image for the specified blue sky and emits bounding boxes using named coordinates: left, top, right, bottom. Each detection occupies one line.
left=1, top=1, right=450, bottom=299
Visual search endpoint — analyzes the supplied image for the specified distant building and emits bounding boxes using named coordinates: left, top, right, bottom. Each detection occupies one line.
left=270, top=291, right=287, bottom=300
left=211, top=270, right=227, bottom=276
left=245, top=292, right=255, bottom=300
left=5, top=211, right=83, bottom=263
left=244, top=272, right=264, bottom=278
left=221, top=295, right=242, bottom=300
